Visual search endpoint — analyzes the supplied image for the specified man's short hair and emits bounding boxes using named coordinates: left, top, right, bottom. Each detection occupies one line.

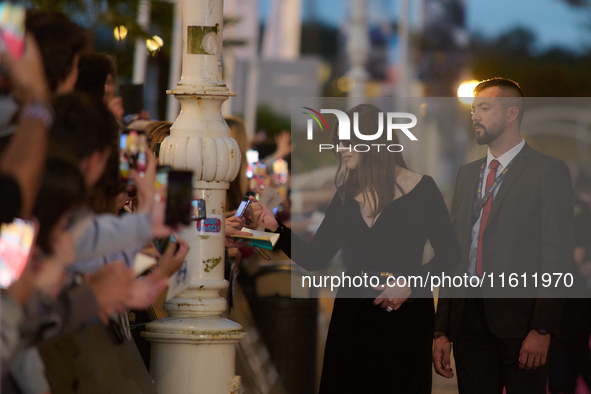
left=26, top=10, right=88, bottom=92
left=49, top=93, right=118, bottom=161
left=474, top=77, right=525, bottom=125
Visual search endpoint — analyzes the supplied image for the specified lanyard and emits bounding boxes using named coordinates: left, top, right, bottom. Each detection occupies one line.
left=473, top=159, right=514, bottom=217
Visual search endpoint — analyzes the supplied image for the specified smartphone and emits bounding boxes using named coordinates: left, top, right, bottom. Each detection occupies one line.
left=119, top=130, right=148, bottom=182
left=234, top=196, right=252, bottom=219
left=0, top=0, right=25, bottom=60
left=245, top=149, right=259, bottom=178
left=192, top=199, right=206, bottom=221
left=165, top=170, right=194, bottom=226
left=272, top=158, right=289, bottom=185
left=0, top=218, right=34, bottom=288
left=253, top=162, right=266, bottom=177
left=155, top=165, right=171, bottom=197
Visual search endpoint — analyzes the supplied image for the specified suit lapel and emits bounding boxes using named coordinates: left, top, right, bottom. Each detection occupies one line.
left=464, top=158, right=485, bottom=231
left=485, top=143, right=531, bottom=228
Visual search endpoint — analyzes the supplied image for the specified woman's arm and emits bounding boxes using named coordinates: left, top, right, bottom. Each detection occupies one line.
left=249, top=193, right=344, bottom=271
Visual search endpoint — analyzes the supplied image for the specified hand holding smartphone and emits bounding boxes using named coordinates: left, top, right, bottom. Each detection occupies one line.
left=151, top=233, right=190, bottom=281
left=234, top=197, right=252, bottom=219
left=119, top=130, right=148, bottom=183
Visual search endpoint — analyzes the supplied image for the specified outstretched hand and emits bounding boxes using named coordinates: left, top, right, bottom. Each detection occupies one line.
left=126, top=237, right=189, bottom=309
left=274, top=130, right=291, bottom=158
left=249, top=197, right=278, bottom=231
left=131, top=150, right=157, bottom=214
left=153, top=236, right=189, bottom=278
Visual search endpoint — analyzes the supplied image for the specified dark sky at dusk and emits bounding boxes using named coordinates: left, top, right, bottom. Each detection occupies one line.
left=259, top=0, right=590, bottom=52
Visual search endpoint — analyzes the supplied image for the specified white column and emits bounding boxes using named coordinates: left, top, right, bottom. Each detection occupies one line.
left=166, top=0, right=183, bottom=122
left=397, top=0, right=410, bottom=101
left=144, top=0, right=244, bottom=393
left=132, top=0, right=151, bottom=84
left=262, top=0, right=302, bottom=60
left=347, top=0, right=369, bottom=97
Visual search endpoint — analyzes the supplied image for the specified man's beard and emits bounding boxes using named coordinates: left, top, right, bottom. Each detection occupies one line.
left=474, top=123, right=503, bottom=145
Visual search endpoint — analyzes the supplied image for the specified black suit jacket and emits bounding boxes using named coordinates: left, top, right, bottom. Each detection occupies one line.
left=435, top=143, right=574, bottom=340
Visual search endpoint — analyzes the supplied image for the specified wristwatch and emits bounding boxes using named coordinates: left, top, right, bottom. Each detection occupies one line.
left=434, top=330, right=447, bottom=339
left=535, top=328, right=549, bottom=335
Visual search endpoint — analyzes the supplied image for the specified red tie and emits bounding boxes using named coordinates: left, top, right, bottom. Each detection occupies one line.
left=476, top=159, right=500, bottom=277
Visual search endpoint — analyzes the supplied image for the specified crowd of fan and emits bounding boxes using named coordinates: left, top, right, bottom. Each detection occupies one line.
left=0, top=9, right=266, bottom=394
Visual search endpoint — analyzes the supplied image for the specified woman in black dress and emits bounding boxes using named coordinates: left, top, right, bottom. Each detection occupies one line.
left=250, top=104, right=461, bottom=393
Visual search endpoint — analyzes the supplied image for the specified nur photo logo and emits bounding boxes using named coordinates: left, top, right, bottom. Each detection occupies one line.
left=302, top=107, right=419, bottom=152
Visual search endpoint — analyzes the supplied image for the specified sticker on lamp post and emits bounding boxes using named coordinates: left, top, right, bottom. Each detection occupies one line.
left=196, top=215, right=222, bottom=236
left=187, top=25, right=220, bottom=55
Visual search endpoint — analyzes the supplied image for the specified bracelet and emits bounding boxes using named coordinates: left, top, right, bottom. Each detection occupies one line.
left=21, top=101, right=54, bottom=130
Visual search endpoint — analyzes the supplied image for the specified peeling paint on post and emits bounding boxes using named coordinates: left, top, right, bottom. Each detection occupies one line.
left=203, top=257, right=222, bottom=272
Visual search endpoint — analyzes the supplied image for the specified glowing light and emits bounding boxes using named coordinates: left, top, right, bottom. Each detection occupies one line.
left=114, top=26, right=128, bottom=41
left=337, top=76, right=355, bottom=92
left=457, top=80, right=480, bottom=105
left=146, top=35, right=164, bottom=52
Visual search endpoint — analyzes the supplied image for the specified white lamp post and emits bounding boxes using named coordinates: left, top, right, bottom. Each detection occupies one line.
left=346, top=0, right=369, bottom=97
left=144, top=0, right=244, bottom=393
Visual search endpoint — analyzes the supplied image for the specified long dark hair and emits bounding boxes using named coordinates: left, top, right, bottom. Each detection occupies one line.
left=225, top=116, right=249, bottom=211
left=333, top=104, right=409, bottom=218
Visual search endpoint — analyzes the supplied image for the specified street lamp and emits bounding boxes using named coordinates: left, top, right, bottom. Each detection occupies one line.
left=114, top=25, right=128, bottom=41
left=146, top=35, right=163, bottom=54
left=457, top=80, right=479, bottom=105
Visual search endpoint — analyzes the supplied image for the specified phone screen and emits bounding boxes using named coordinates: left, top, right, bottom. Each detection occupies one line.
left=0, top=218, right=34, bottom=288
left=165, top=170, right=193, bottom=226
left=272, top=158, right=289, bottom=185
left=119, top=130, right=147, bottom=182
left=0, top=1, right=25, bottom=59
left=234, top=198, right=251, bottom=219
left=155, top=165, right=170, bottom=198
left=253, top=162, right=266, bottom=177
left=191, top=199, right=206, bottom=221
left=245, top=149, right=259, bottom=178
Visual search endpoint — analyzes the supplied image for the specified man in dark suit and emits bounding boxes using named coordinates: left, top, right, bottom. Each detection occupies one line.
left=432, top=78, right=574, bottom=393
